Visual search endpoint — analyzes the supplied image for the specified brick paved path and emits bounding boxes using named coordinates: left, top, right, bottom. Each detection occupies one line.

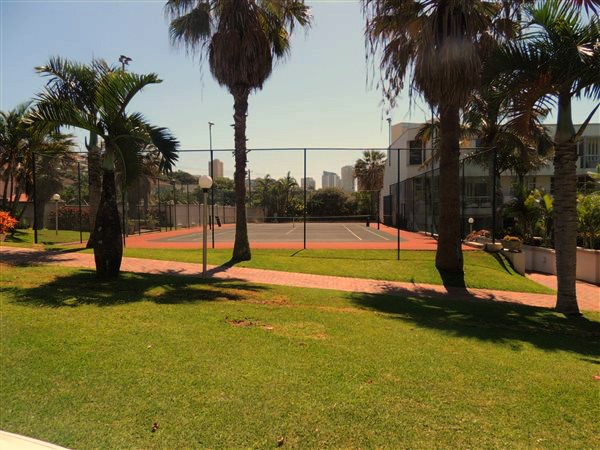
left=1, top=247, right=598, bottom=312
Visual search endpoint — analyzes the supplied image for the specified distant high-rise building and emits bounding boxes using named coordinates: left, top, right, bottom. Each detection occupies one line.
left=209, top=159, right=224, bottom=178
left=301, top=177, right=316, bottom=190
left=322, top=171, right=340, bottom=189
left=341, top=165, right=355, bottom=192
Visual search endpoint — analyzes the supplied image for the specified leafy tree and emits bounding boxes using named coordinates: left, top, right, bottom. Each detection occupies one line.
left=166, top=0, right=312, bottom=261
left=577, top=192, right=600, bottom=249
left=354, top=150, right=386, bottom=218
left=487, top=0, right=600, bottom=314
left=0, top=101, right=75, bottom=220
left=35, top=58, right=109, bottom=235
left=31, top=59, right=179, bottom=278
left=308, top=188, right=349, bottom=217
left=171, top=170, right=197, bottom=185
left=364, top=0, right=508, bottom=273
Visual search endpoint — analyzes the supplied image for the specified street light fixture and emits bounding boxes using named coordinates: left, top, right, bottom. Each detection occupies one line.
left=468, top=217, right=474, bottom=234
left=199, top=175, right=213, bottom=277
left=52, top=193, right=61, bottom=235
left=119, top=54, right=132, bottom=72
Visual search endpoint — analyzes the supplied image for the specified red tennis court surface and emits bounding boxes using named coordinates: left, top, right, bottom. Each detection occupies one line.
left=125, top=223, right=472, bottom=250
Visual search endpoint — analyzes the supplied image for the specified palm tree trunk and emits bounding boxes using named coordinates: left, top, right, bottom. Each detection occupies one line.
left=435, top=102, right=464, bottom=273
left=553, top=94, right=579, bottom=315
left=231, top=87, right=251, bottom=261
left=93, top=166, right=123, bottom=278
left=86, top=134, right=102, bottom=248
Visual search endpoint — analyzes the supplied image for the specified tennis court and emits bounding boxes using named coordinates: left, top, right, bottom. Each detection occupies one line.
left=158, top=221, right=398, bottom=243
left=124, top=217, right=446, bottom=250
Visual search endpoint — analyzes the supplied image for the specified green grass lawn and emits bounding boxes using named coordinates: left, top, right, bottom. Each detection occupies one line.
left=2, top=229, right=551, bottom=294
left=1, top=264, right=598, bottom=448
left=122, top=247, right=554, bottom=294
left=2, top=228, right=89, bottom=248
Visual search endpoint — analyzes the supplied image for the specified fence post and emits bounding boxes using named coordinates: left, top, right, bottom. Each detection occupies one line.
left=186, top=184, right=190, bottom=228
left=396, top=147, right=400, bottom=261
left=172, top=181, right=177, bottom=230
left=492, top=147, right=497, bottom=244
left=303, top=148, right=307, bottom=250
left=122, top=183, right=127, bottom=248
left=32, top=153, right=38, bottom=244
left=78, top=162, right=82, bottom=243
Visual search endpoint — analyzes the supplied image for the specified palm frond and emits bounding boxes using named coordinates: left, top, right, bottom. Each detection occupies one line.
left=168, top=2, right=212, bottom=52
left=96, top=71, right=161, bottom=119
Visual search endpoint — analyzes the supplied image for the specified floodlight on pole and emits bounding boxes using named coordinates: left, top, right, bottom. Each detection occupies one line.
left=52, top=193, right=61, bottom=235
left=199, top=175, right=213, bottom=277
left=119, top=55, right=132, bottom=72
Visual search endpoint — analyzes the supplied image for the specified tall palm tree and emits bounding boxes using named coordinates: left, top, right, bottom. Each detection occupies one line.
left=354, top=150, right=386, bottom=219
left=0, top=102, right=75, bottom=220
left=35, top=57, right=110, bottom=240
left=166, top=0, right=312, bottom=261
left=278, top=171, right=298, bottom=216
left=364, top=0, right=507, bottom=273
left=31, top=60, right=179, bottom=278
left=486, top=0, right=600, bottom=314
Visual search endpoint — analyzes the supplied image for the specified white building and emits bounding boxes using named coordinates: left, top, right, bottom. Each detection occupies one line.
left=341, top=165, right=355, bottom=192
left=322, top=171, right=340, bottom=189
left=301, top=177, right=316, bottom=190
left=209, top=159, right=224, bottom=179
left=380, top=122, right=600, bottom=234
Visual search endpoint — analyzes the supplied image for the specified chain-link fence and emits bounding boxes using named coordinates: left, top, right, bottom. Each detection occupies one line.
left=5, top=145, right=595, bottom=248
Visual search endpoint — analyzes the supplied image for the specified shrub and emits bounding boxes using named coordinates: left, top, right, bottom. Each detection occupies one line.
left=0, top=211, right=18, bottom=234
left=48, top=206, right=90, bottom=231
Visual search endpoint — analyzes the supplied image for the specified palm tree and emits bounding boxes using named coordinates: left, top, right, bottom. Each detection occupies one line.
left=354, top=150, right=386, bottom=219
left=278, top=171, right=298, bottom=216
left=31, top=60, right=179, bottom=278
left=364, top=0, right=507, bottom=273
left=166, top=0, right=312, bottom=261
left=255, top=174, right=277, bottom=217
left=0, top=102, right=76, bottom=220
left=35, top=57, right=110, bottom=240
left=487, top=0, right=600, bottom=314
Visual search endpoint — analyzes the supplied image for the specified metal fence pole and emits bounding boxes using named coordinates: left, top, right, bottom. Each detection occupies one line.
left=157, top=178, right=161, bottom=232
left=172, top=182, right=177, bottom=230
left=461, top=161, right=466, bottom=238
left=492, top=147, right=497, bottom=244
left=77, top=162, right=82, bottom=243
left=186, top=184, right=190, bottom=228
left=303, top=148, right=307, bottom=250
left=396, top=148, right=400, bottom=261
left=32, top=153, right=38, bottom=244
left=122, top=183, right=127, bottom=248
left=136, top=179, right=140, bottom=235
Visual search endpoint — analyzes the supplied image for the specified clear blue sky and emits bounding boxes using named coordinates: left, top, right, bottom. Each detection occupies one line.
left=1, top=0, right=597, bottom=186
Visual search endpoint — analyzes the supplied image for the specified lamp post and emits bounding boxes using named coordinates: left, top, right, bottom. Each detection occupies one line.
left=52, top=193, right=61, bottom=235
left=167, top=200, right=174, bottom=231
left=208, top=121, right=215, bottom=248
left=119, top=54, right=132, bottom=72
left=468, top=217, right=474, bottom=235
left=199, top=175, right=213, bottom=277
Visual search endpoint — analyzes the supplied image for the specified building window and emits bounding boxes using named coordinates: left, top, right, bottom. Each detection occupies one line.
left=408, top=140, right=424, bottom=165
left=579, top=137, right=600, bottom=169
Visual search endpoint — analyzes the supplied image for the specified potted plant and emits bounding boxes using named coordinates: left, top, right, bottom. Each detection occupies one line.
left=0, top=211, right=18, bottom=242
left=501, top=235, right=523, bottom=252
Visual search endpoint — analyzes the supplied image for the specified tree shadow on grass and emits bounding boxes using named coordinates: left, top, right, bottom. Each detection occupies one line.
left=8, top=269, right=267, bottom=308
left=349, top=285, right=600, bottom=358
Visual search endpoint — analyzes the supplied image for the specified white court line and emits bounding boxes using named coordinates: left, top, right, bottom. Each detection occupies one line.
left=343, top=225, right=362, bottom=241
left=363, top=226, right=391, bottom=241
